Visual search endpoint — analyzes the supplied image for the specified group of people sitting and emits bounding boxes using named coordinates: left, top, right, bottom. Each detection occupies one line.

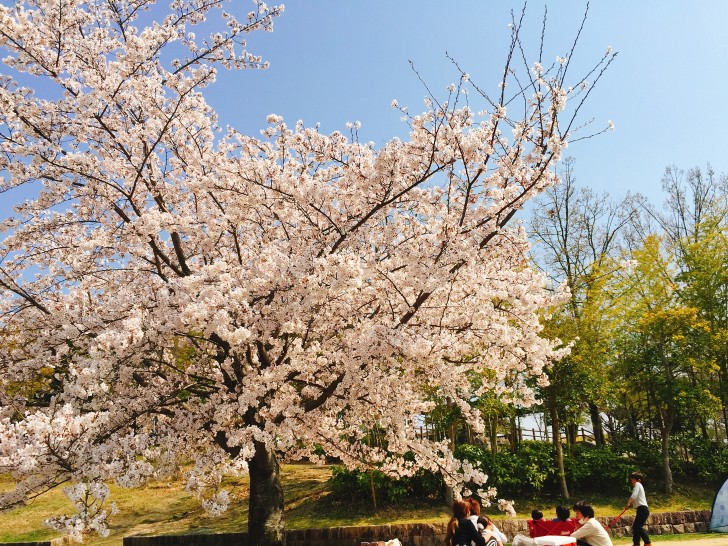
left=444, top=472, right=649, bottom=546
left=446, top=500, right=613, bottom=546
left=521, top=502, right=613, bottom=546
left=530, top=505, right=571, bottom=522
left=444, top=497, right=508, bottom=546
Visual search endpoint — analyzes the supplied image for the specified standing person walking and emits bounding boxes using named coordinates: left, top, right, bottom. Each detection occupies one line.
left=626, top=472, right=652, bottom=546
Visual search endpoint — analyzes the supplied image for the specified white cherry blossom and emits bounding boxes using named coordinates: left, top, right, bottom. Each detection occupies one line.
left=0, top=1, right=614, bottom=543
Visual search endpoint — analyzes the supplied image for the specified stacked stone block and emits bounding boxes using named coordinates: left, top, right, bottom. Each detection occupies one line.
left=116, top=510, right=712, bottom=546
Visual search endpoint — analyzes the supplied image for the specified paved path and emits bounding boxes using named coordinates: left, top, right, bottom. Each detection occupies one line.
left=615, top=538, right=726, bottom=546
left=650, top=535, right=728, bottom=546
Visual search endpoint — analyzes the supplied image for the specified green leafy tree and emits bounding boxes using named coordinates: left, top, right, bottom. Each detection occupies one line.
left=530, top=158, right=637, bottom=498
left=614, top=235, right=714, bottom=493
left=674, top=222, right=727, bottom=440
left=633, top=165, right=728, bottom=442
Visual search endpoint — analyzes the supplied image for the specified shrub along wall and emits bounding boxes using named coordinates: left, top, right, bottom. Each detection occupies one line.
left=121, top=510, right=711, bottom=546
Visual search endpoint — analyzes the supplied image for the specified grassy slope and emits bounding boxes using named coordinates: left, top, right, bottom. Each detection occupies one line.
left=0, top=465, right=716, bottom=545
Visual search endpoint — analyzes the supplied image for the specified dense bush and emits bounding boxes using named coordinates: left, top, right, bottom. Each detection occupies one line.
left=610, top=438, right=663, bottom=478
left=456, top=441, right=557, bottom=498
left=684, top=437, right=728, bottom=482
left=328, top=466, right=444, bottom=506
left=456, top=441, right=665, bottom=498
left=564, top=443, right=633, bottom=493
left=329, top=435, right=726, bottom=509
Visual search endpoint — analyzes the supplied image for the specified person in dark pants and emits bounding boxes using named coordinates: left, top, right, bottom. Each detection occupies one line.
left=625, top=472, right=652, bottom=546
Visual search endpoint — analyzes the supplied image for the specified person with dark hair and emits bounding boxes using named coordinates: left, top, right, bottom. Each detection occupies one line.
left=571, top=501, right=613, bottom=546
left=444, top=500, right=487, bottom=546
left=476, top=515, right=502, bottom=546
left=531, top=509, right=544, bottom=521
left=467, top=498, right=507, bottom=545
left=554, top=505, right=570, bottom=522
left=625, top=472, right=652, bottom=546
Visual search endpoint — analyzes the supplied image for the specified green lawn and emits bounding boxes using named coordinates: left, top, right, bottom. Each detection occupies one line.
left=0, top=465, right=716, bottom=545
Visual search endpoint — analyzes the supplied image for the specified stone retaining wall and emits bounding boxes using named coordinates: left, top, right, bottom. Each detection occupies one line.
left=121, top=510, right=712, bottom=546
left=603, top=509, right=711, bottom=538
left=2, top=537, right=71, bottom=546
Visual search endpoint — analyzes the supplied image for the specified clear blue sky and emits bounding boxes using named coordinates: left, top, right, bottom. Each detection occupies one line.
left=2, top=1, right=727, bottom=209
left=204, top=1, right=728, bottom=204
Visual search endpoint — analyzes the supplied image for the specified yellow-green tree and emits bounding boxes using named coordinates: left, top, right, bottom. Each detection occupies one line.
left=676, top=219, right=728, bottom=439
left=530, top=158, right=637, bottom=498
left=614, top=235, right=715, bottom=493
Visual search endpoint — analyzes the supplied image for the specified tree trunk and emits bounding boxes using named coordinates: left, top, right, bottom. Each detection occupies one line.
left=625, top=396, right=638, bottom=440
left=688, top=371, right=709, bottom=439
left=490, top=419, right=497, bottom=466
left=548, top=391, right=569, bottom=499
left=699, top=417, right=709, bottom=440
left=588, top=402, right=605, bottom=447
left=369, top=470, right=378, bottom=513
left=659, top=409, right=674, bottom=495
left=443, top=416, right=458, bottom=506
left=719, top=369, right=728, bottom=440
left=566, top=423, right=577, bottom=450
left=249, top=441, right=285, bottom=546
left=661, top=429, right=673, bottom=494
left=443, top=484, right=455, bottom=507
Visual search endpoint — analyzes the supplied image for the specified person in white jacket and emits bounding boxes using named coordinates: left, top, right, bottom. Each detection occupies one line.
left=570, top=501, right=613, bottom=546
left=476, top=515, right=508, bottom=546
left=625, top=472, right=652, bottom=546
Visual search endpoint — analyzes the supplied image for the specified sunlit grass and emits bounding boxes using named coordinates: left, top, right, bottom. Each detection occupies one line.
left=0, top=464, right=326, bottom=545
left=491, top=479, right=713, bottom=523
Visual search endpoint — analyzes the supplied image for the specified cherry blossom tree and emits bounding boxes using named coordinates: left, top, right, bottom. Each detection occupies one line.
left=0, top=1, right=614, bottom=544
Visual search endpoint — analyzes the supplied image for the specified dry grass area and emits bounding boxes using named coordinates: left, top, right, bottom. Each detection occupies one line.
left=0, top=465, right=715, bottom=545
left=1, top=464, right=328, bottom=544
left=1, top=464, right=440, bottom=545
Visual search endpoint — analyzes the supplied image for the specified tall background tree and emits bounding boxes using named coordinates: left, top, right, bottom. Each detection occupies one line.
left=649, top=166, right=728, bottom=442
left=0, top=1, right=615, bottom=544
left=527, top=162, right=728, bottom=495
left=613, top=234, right=713, bottom=494
left=610, top=166, right=728, bottom=493
left=529, top=158, right=637, bottom=498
